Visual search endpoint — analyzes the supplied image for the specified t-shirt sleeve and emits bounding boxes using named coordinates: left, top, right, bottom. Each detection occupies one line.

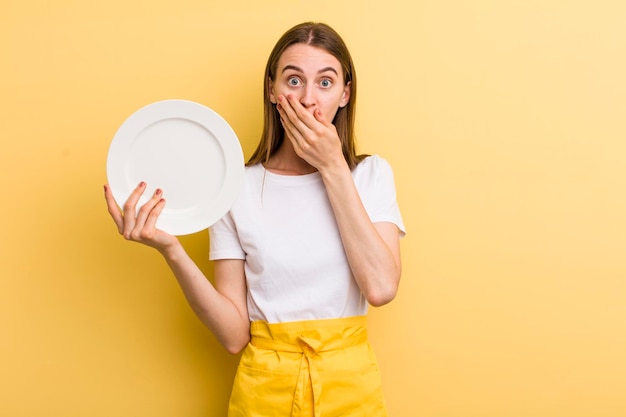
left=356, top=155, right=406, bottom=237
left=209, top=211, right=246, bottom=260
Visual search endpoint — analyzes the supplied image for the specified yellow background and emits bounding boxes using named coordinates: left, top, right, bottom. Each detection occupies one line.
left=1, top=1, right=625, bottom=416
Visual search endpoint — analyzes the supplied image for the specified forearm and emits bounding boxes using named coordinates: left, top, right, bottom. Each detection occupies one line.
left=104, top=182, right=250, bottom=352
left=320, top=164, right=402, bottom=306
left=159, top=243, right=250, bottom=353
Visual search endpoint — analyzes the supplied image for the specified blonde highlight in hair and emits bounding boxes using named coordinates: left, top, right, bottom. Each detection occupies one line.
left=247, top=22, right=367, bottom=170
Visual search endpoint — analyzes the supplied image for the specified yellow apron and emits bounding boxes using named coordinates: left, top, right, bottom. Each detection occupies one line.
left=228, top=316, right=388, bottom=417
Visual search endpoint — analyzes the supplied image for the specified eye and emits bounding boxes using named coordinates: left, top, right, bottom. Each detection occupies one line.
left=320, top=78, right=332, bottom=88
left=287, top=77, right=301, bottom=87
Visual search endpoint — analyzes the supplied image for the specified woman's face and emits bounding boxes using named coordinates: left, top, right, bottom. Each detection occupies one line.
left=269, top=43, right=351, bottom=123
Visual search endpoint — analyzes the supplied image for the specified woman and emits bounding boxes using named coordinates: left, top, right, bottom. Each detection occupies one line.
left=105, top=22, right=405, bottom=417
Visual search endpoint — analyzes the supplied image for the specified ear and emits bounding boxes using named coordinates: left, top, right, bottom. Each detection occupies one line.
left=339, top=81, right=351, bottom=108
left=268, top=77, right=277, bottom=104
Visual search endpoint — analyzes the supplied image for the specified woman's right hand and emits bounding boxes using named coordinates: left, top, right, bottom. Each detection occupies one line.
left=104, top=181, right=179, bottom=253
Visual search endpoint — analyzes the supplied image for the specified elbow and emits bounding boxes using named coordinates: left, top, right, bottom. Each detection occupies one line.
left=364, top=266, right=401, bottom=307
left=224, top=335, right=250, bottom=355
left=365, top=282, right=399, bottom=307
left=366, top=291, right=396, bottom=307
left=225, top=344, right=245, bottom=355
left=217, top=322, right=250, bottom=355
left=361, top=261, right=402, bottom=307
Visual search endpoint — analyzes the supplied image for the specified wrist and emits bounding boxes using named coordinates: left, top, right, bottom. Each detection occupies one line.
left=157, top=238, right=184, bottom=260
left=319, top=159, right=351, bottom=182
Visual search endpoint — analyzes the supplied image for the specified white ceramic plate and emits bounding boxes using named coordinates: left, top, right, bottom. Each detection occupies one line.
left=106, top=99, right=244, bottom=235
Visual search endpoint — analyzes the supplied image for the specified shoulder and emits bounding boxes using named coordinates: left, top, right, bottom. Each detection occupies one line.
left=244, top=162, right=264, bottom=176
left=240, top=163, right=265, bottom=187
left=353, top=155, right=395, bottom=181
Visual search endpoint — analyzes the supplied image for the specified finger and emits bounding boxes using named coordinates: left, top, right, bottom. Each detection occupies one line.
left=104, top=184, right=124, bottom=234
left=133, top=188, right=164, bottom=238
left=281, top=95, right=333, bottom=145
left=277, top=104, right=297, bottom=137
left=285, top=94, right=318, bottom=128
left=313, top=108, right=330, bottom=126
left=277, top=97, right=309, bottom=149
left=144, top=197, right=167, bottom=234
left=121, top=181, right=147, bottom=239
left=278, top=95, right=315, bottom=135
left=279, top=111, right=306, bottom=157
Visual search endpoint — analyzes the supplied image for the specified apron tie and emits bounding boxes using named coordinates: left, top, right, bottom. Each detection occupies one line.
left=251, top=330, right=367, bottom=417
left=294, top=335, right=322, bottom=417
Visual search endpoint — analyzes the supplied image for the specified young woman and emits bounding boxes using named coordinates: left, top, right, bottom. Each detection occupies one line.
left=105, top=22, right=405, bottom=417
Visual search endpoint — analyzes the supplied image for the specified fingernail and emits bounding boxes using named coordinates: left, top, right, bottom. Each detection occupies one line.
left=139, top=181, right=146, bottom=187
left=155, top=188, right=162, bottom=196
left=103, top=185, right=108, bottom=192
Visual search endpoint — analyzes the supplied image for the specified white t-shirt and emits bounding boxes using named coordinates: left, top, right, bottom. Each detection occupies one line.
left=209, top=155, right=406, bottom=323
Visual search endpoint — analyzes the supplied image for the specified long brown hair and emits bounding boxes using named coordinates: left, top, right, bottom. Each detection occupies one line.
left=247, top=22, right=367, bottom=170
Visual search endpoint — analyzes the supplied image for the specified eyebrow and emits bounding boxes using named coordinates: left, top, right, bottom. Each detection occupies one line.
left=281, top=65, right=339, bottom=76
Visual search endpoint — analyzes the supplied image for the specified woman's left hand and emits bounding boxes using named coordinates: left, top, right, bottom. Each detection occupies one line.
left=276, top=94, right=346, bottom=171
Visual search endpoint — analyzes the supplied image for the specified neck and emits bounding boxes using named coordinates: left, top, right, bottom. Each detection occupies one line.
left=264, top=140, right=317, bottom=175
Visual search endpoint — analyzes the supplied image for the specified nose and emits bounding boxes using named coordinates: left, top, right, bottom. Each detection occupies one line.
left=299, top=85, right=316, bottom=110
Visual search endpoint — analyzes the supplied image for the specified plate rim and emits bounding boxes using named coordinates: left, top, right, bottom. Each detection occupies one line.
left=106, top=99, right=244, bottom=235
